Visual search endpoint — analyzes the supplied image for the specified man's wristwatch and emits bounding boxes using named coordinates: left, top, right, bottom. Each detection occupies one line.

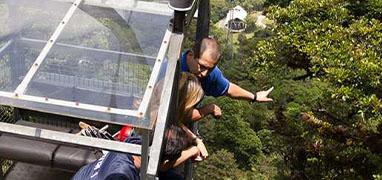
left=252, top=93, right=257, bottom=103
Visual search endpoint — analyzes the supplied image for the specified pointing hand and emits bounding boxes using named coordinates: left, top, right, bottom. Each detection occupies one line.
left=255, top=86, right=274, bottom=102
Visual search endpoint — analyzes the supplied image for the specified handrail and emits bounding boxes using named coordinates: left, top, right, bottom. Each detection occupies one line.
left=146, top=33, right=184, bottom=179
left=0, top=122, right=142, bottom=155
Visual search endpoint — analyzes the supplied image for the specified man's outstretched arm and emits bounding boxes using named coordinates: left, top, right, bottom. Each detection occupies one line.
left=226, top=83, right=274, bottom=102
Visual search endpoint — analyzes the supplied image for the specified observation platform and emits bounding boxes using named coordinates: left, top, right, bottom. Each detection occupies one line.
left=0, top=0, right=205, bottom=179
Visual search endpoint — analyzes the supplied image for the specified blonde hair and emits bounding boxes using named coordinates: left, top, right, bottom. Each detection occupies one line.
left=177, top=72, right=204, bottom=123
left=149, top=72, right=204, bottom=125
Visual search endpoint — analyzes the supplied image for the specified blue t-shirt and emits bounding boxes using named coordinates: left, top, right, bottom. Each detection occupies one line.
left=181, top=51, right=230, bottom=97
left=72, top=137, right=141, bottom=180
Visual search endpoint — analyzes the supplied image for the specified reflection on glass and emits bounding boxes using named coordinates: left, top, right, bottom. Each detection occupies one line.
left=0, top=0, right=72, bottom=92
left=0, top=0, right=172, bottom=129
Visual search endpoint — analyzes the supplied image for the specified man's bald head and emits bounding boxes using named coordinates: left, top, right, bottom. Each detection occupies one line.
left=194, top=38, right=221, bottom=63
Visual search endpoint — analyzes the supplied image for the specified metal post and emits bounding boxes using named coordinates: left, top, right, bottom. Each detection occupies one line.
left=140, top=128, right=150, bottom=180
left=146, top=33, right=184, bottom=179
left=173, top=11, right=186, bottom=34
left=194, top=0, right=210, bottom=57
left=184, top=0, right=199, bottom=29
left=0, top=122, right=142, bottom=154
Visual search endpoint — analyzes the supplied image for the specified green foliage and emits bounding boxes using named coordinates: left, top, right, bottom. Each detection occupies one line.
left=248, top=152, right=283, bottom=179
left=240, top=0, right=382, bottom=178
left=233, top=0, right=266, bottom=11
left=266, top=0, right=382, bottom=116
left=264, top=0, right=292, bottom=7
left=198, top=97, right=263, bottom=169
left=210, top=0, right=230, bottom=23
left=346, top=0, right=382, bottom=19
left=194, top=0, right=382, bottom=179
left=193, top=149, right=245, bottom=179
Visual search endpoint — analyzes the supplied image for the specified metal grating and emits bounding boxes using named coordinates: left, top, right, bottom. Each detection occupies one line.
left=0, top=106, right=15, bottom=124
left=0, top=105, right=15, bottom=178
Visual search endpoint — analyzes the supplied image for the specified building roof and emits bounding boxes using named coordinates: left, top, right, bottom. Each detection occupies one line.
left=224, top=5, right=248, bottom=24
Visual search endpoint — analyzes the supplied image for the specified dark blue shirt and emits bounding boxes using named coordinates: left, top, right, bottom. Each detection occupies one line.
left=72, top=137, right=141, bottom=180
left=181, top=51, right=230, bottom=97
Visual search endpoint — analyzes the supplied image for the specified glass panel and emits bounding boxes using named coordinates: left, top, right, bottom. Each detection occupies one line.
left=25, top=46, right=153, bottom=110
left=0, top=54, right=12, bottom=91
left=56, top=3, right=171, bottom=57
left=146, top=54, right=168, bottom=129
left=0, top=0, right=172, bottom=129
left=0, top=0, right=72, bottom=92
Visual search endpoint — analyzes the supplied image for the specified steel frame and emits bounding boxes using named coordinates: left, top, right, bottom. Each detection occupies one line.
left=52, top=0, right=172, bottom=16
left=137, top=29, right=171, bottom=120
left=0, top=1, right=172, bottom=127
left=20, top=37, right=157, bottom=63
left=0, top=122, right=142, bottom=154
left=15, top=0, right=84, bottom=95
left=0, top=40, right=13, bottom=58
left=146, top=33, right=184, bottom=179
left=0, top=0, right=195, bottom=179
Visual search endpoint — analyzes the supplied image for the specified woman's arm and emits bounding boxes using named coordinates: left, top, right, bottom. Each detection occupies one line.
left=159, top=146, right=200, bottom=171
left=180, top=124, right=208, bottom=159
left=189, top=104, right=222, bottom=121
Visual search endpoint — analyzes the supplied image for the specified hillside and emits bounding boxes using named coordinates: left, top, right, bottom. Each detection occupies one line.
left=191, top=0, right=382, bottom=179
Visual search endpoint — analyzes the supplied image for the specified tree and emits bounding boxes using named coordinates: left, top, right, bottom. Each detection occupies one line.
left=193, top=149, right=245, bottom=179
left=245, top=0, right=382, bottom=178
left=198, top=97, right=263, bottom=169
left=210, top=0, right=230, bottom=23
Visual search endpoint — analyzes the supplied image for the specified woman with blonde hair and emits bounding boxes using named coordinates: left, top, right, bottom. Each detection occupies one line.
left=149, top=72, right=204, bottom=125
left=73, top=72, right=208, bottom=180
left=177, top=72, right=204, bottom=124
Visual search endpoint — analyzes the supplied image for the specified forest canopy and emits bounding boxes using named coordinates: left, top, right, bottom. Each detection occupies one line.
left=193, top=0, right=382, bottom=179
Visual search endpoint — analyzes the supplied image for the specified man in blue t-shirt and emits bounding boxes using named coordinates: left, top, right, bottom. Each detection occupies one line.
left=181, top=37, right=273, bottom=121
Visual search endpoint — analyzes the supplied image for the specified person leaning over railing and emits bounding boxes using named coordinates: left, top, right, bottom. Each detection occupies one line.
left=72, top=124, right=197, bottom=180
left=71, top=72, right=208, bottom=180
left=181, top=37, right=274, bottom=121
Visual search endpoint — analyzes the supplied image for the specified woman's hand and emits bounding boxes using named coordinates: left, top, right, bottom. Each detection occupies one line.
left=195, top=138, right=208, bottom=159
left=207, top=104, right=222, bottom=119
left=190, top=146, right=201, bottom=157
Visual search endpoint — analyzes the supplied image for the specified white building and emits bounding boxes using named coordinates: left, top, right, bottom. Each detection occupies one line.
left=224, top=5, right=248, bottom=32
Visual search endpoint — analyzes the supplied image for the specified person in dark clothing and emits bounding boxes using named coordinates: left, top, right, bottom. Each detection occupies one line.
left=72, top=124, right=203, bottom=180
left=72, top=73, right=208, bottom=180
